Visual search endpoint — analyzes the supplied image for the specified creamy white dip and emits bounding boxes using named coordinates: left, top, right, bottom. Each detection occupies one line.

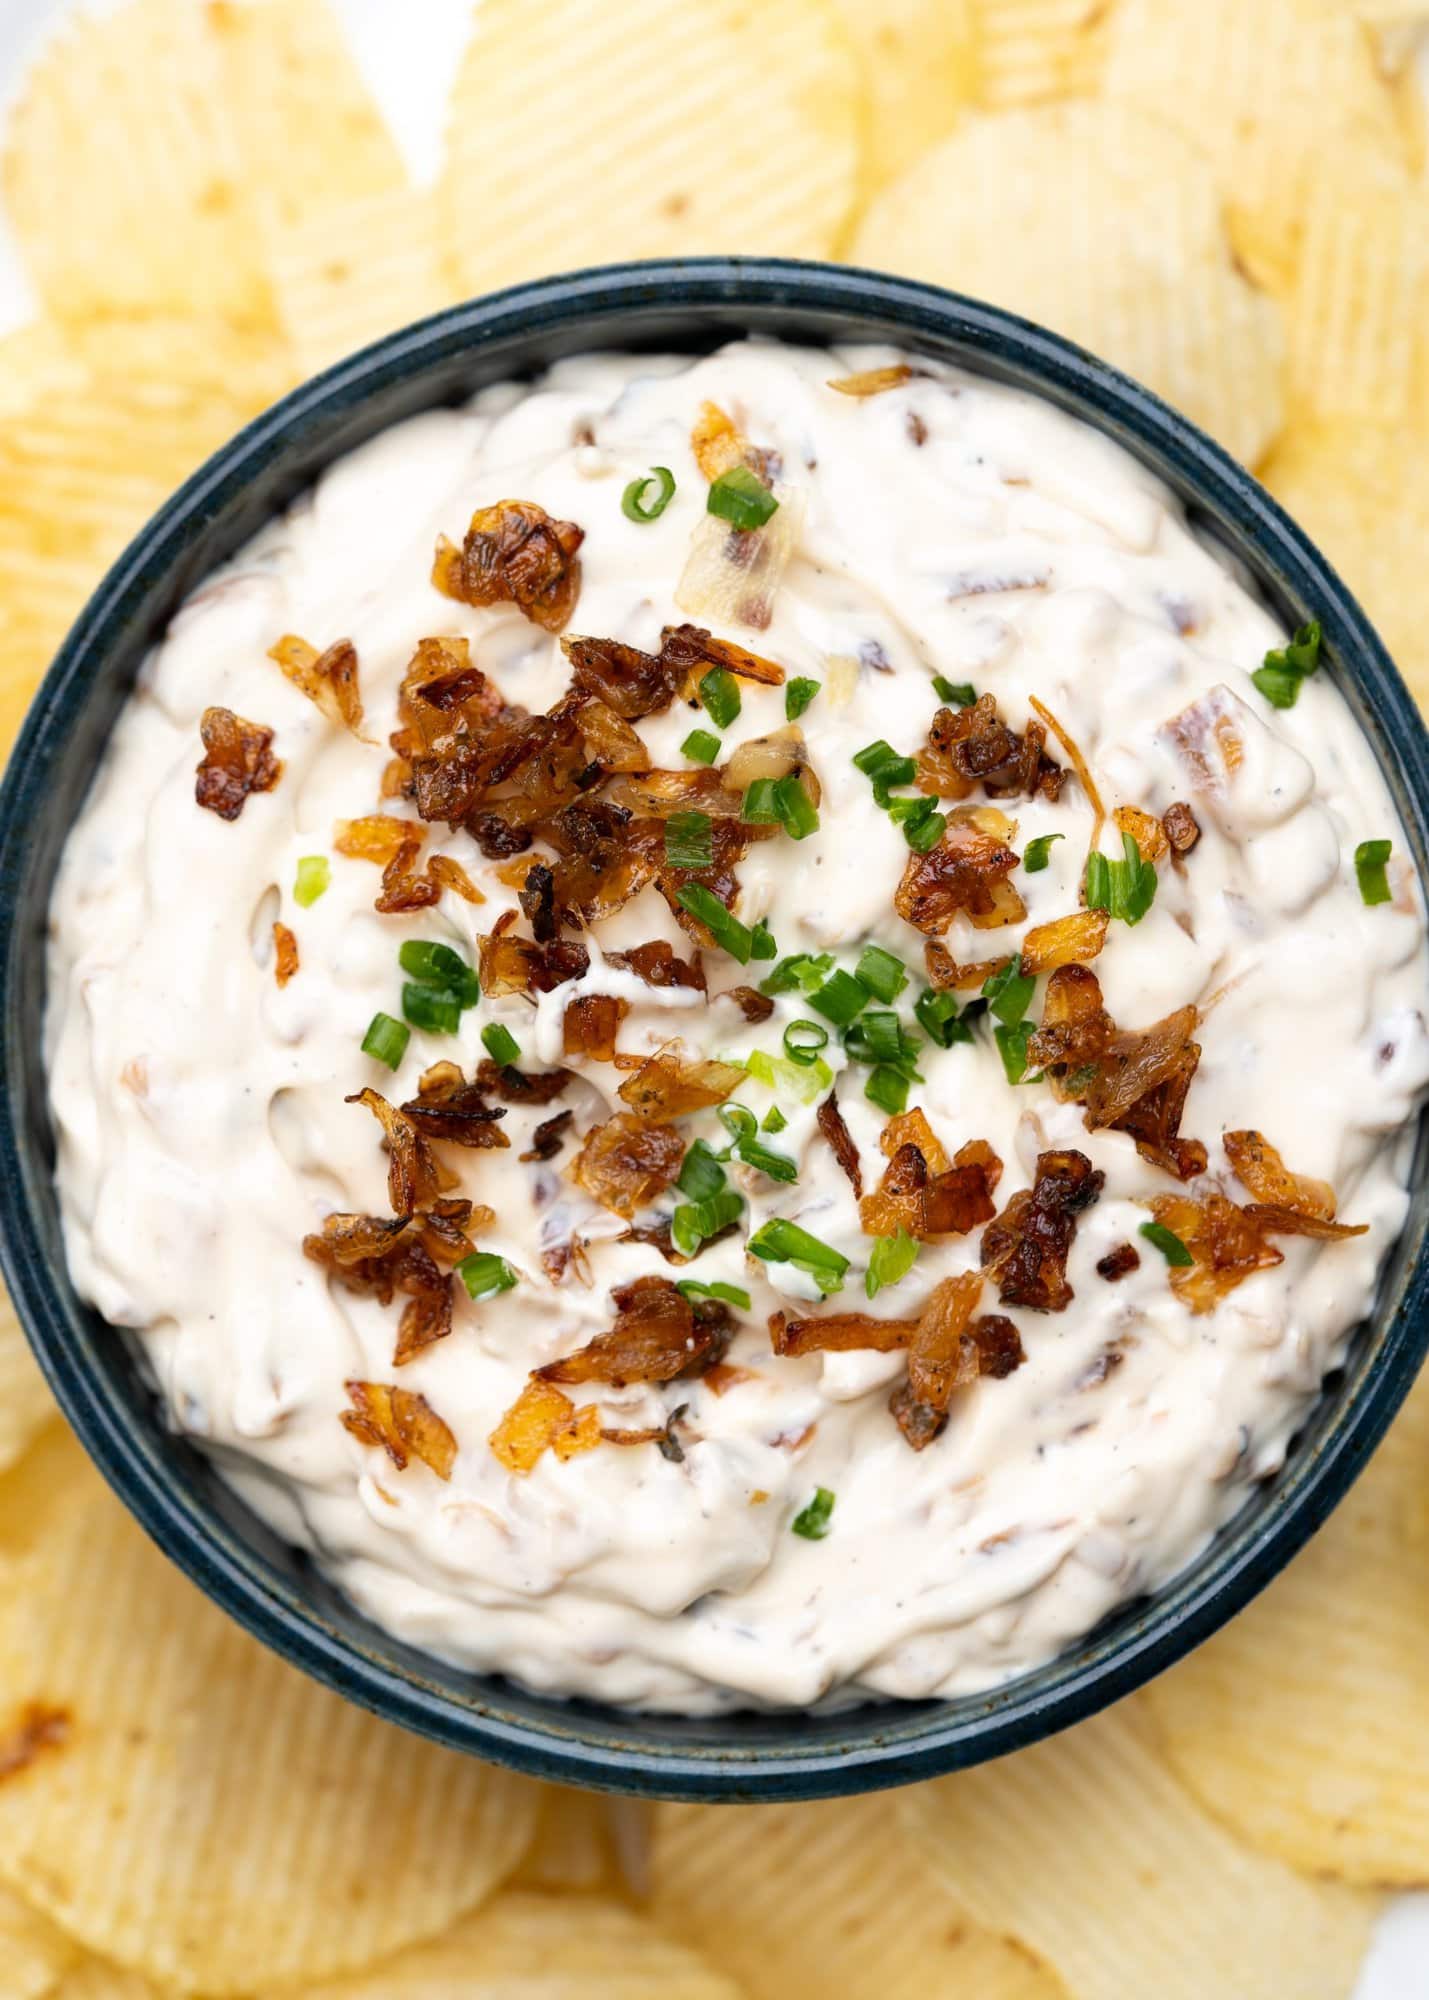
left=45, top=340, right=1429, bottom=1712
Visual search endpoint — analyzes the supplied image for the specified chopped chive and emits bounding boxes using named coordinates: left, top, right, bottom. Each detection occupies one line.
left=1139, top=1220, right=1194, bottom=1268
left=774, top=772, right=820, bottom=841
left=865, top=1227, right=919, bottom=1300
left=791, top=1486, right=835, bottom=1540
left=398, top=939, right=480, bottom=1007
left=785, top=677, right=821, bottom=721
left=677, top=1139, right=728, bottom=1202
left=1355, top=838, right=1393, bottom=907
left=481, top=1022, right=520, bottom=1066
left=855, top=945, right=907, bottom=1003
left=717, top=1102, right=798, bottom=1182
left=361, top=1011, right=409, bottom=1070
left=707, top=463, right=779, bottom=530
left=915, top=987, right=971, bottom=1048
left=681, top=727, right=721, bottom=765
left=933, top=676, right=976, bottom=708
left=698, top=666, right=742, bottom=729
left=402, top=982, right=462, bottom=1035
left=665, top=809, right=714, bottom=871
left=1251, top=618, right=1322, bottom=710
left=741, top=778, right=783, bottom=825
left=1084, top=830, right=1157, bottom=926
left=808, top=968, right=870, bottom=1027
left=982, top=958, right=1035, bottom=1027
left=994, top=1020, right=1037, bottom=1085
left=903, top=806, right=946, bottom=853
left=744, top=1049, right=834, bottom=1102
left=763, top=1105, right=788, bottom=1133
left=676, top=883, right=759, bottom=963
left=750, top=920, right=778, bottom=961
left=844, top=1008, right=906, bottom=1067
left=784, top=1019, right=830, bottom=1066
left=671, top=1188, right=745, bottom=1256
left=853, top=739, right=915, bottom=785
left=677, top=1279, right=752, bottom=1309
left=294, top=854, right=330, bottom=907
left=865, top=1064, right=911, bottom=1114
left=748, top=1217, right=850, bottom=1294
left=760, top=951, right=833, bottom=997
left=1023, top=832, right=1064, bottom=874
left=457, top=1250, right=519, bottom=1299
left=621, top=464, right=676, bottom=522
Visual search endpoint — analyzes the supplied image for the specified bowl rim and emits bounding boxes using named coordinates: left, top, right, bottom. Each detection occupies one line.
left=2, top=256, right=1427, bottom=1800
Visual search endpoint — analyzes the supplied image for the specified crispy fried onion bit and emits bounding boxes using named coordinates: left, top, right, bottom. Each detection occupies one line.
left=570, top=1113, right=685, bottom=1219
left=772, top=1271, right=1024, bottom=1451
left=860, top=1108, right=1002, bottom=1240
left=895, top=807, right=1026, bottom=933
left=1027, top=965, right=1208, bottom=1181
left=981, top=1149, right=1105, bottom=1313
left=195, top=706, right=282, bottom=820
left=432, top=499, right=585, bottom=632
left=917, top=693, right=1063, bottom=803
left=341, top=1381, right=457, bottom=1480
left=268, top=633, right=366, bottom=737
left=1148, top=1130, right=1368, bottom=1316
left=335, top=810, right=484, bottom=916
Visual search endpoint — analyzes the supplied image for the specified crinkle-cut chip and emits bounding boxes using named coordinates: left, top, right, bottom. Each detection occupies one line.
left=1143, top=1366, right=1429, bottom=1886
left=676, top=482, right=806, bottom=632
left=280, top=1888, right=743, bottom=2000
left=2, top=0, right=269, bottom=322
left=1112, top=803, right=1167, bottom=863
left=834, top=1, right=976, bottom=193
left=489, top=1377, right=600, bottom=1473
left=510, top=1788, right=649, bottom=1896
left=433, top=500, right=585, bottom=632
left=0, top=1443, right=538, bottom=1993
left=440, top=0, right=859, bottom=292
left=562, top=994, right=629, bottom=1062
left=917, top=694, right=1063, bottom=802
left=345, top=1086, right=453, bottom=1212
left=902, top=1699, right=1376, bottom=2000
left=538, top=1277, right=731, bottom=1387
left=1223, top=1129, right=1337, bottom=1220
left=44, top=1963, right=158, bottom=2000
left=341, top=1381, right=457, bottom=1479
left=194, top=707, right=282, bottom=821
left=1019, top=907, right=1108, bottom=974
left=1102, top=0, right=1403, bottom=298
left=570, top=1113, right=685, bottom=1218
left=0, top=1289, right=56, bottom=1478
left=0, top=1878, right=77, bottom=1998
left=852, top=102, right=1285, bottom=468
left=971, top=0, right=1111, bottom=107
left=982, top=1148, right=1104, bottom=1311
left=60, top=312, right=297, bottom=415
left=1146, top=1191, right=1284, bottom=1314
left=617, top=1047, right=744, bottom=1120
left=651, top=1791, right=1062, bottom=2000
left=271, top=921, right=298, bottom=988
left=267, top=634, right=365, bottom=737
left=894, top=810, right=1024, bottom=934
left=0, top=321, right=88, bottom=424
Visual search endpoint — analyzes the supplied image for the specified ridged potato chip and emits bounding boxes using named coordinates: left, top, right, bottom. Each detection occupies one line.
left=833, top=0, right=977, bottom=198
left=0, top=1290, right=55, bottom=1480
left=0, top=1438, right=540, bottom=1995
left=53, top=1964, right=159, bottom=2000
left=2, top=0, right=269, bottom=323
left=0, top=1881, right=77, bottom=2000
left=62, top=314, right=299, bottom=419
left=509, top=1786, right=652, bottom=1897
left=650, top=1792, right=1063, bottom=1999
left=901, top=1700, right=1376, bottom=2000
left=1143, top=1372, right=1429, bottom=1885
left=0, top=323, right=88, bottom=425
left=971, top=0, right=1111, bottom=107
left=267, top=185, right=454, bottom=378
left=440, top=0, right=861, bottom=292
left=1102, top=0, right=1404, bottom=294
left=257, top=1890, right=742, bottom=1999
left=851, top=100, right=1285, bottom=466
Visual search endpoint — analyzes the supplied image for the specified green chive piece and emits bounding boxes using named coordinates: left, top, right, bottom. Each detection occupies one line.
left=1251, top=618, right=1322, bottom=710
left=676, top=883, right=757, bottom=963
left=1355, top=838, right=1393, bottom=906
left=1084, top=831, right=1157, bottom=926
left=681, top=727, right=721, bottom=765
left=621, top=464, right=676, bottom=523
left=760, top=951, right=833, bottom=997
left=677, top=1139, right=728, bottom=1202
left=982, top=958, right=1035, bottom=1026
left=707, top=464, right=779, bottom=530
left=1139, top=1220, right=1194, bottom=1268
left=458, top=1250, right=519, bottom=1299
left=791, top=1486, right=835, bottom=1540
left=809, top=968, right=870, bottom=1027
left=915, top=988, right=971, bottom=1048
left=744, top=1049, right=833, bottom=1103
left=741, top=777, right=783, bottom=825
left=402, top=982, right=462, bottom=1035
left=748, top=1218, right=850, bottom=1294
left=785, top=677, right=821, bottom=721
left=361, top=1011, right=409, bottom=1070
left=398, top=939, right=480, bottom=1007
left=481, top=1022, right=520, bottom=1066
left=717, top=1102, right=798, bottom=1183
left=774, top=772, right=820, bottom=841
left=698, top=665, right=741, bottom=729
left=865, top=1064, right=911, bottom=1114
left=676, top=1279, right=752, bottom=1309
left=855, top=945, right=908, bottom=1003
left=933, top=677, right=976, bottom=708
left=294, top=855, right=330, bottom=907
left=665, top=810, right=714, bottom=871
left=853, top=740, right=916, bottom=785
left=750, top=920, right=778, bottom=961
left=994, top=1020, right=1037, bottom=1086
left=671, top=1188, right=745, bottom=1257
left=1023, top=832, right=1064, bottom=874
left=763, top=1105, right=788, bottom=1133
left=843, top=1008, right=908, bottom=1067
left=783, top=1019, right=830, bottom=1066
left=904, top=807, right=946, bottom=853
left=866, top=1227, right=919, bottom=1300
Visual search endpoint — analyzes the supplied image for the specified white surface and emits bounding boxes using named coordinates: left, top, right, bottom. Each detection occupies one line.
left=0, top=3, right=1425, bottom=1988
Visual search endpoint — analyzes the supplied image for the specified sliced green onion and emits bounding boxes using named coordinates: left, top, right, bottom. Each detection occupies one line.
left=676, top=1279, right=752, bottom=1309
left=784, top=1019, right=830, bottom=1066
left=750, top=920, right=778, bottom=961
left=481, top=1022, right=521, bottom=1066
left=808, top=968, right=870, bottom=1027
left=665, top=809, right=714, bottom=871
left=1084, top=830, right=1157, bottom=926
left=748, top=1217, right=850, bottom=1294
left=398, top=939, right=480, bottom=1007
left=1251, top=618, right=1322, bottom=710
left=854, top=945, right=907, bottom=1003
left=933, top=676, right=976, bottom=708
left=681, top=727, right=721, bottom=765
left=676, top=883, right=759, bottom=963
left=763, top=1105, right=788, bottom=1133
left=865, top=1064, right=911, bottom=1114
left=741, top=778, right=783, bottom=826
left=1023, top=832, right=1064, bottom=874
left=774, top=772, right=820, bottom=841
left=621, top=464, right=676, bottom=522
left=865, top=1227, right=919, bottom=1300
left=1355, top=838, right=1393, bottom=907
left=760, top=951, right=833, bottom=997
left=402, top=982, right=462, bottom=1035
left=785, top=677, right=821, bottom=721
left=458, top=1251, right=519, bottom=1299
left=915, top=987, right=971, bottom=1048
left=294, top=855, right=330, bottom=907
left=853, top=740, right=916, bottom=785
left=791, top=1486, right=835, bottom=1540
left=994, top=1020, right=1037, bottom=1085
left=1139, top=1220, right=1194, bottom=1268
left=677, top=1139, right=728, bottom=1202
left=707, top=463, right=779, bottom=530
left=698, top=666, right=741, bottom=730
left=744, top=1049, right=834, bottom=1102
left=845, top=1008, right=904, bottom=1064
left=982, top=958, right=1035, bottom=1027
left=671, top=1188, right=745, bottom=1256
left=718, top=1102, right=798, bottom=1182
left=903, top=805, right=946, bottom=853
left=361, top=1011, right=410, bottom=1070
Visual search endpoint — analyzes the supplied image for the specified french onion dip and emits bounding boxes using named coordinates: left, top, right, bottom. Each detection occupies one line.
left=46, top=341, right=1429, bottom=1712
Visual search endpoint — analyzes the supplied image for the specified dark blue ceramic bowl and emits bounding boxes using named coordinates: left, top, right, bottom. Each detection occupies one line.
left=2, top=260, right=1426, bottom=1801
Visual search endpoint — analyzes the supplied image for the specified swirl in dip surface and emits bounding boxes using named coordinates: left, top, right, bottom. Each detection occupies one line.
left=45, top=341, right=1429, bottom=1713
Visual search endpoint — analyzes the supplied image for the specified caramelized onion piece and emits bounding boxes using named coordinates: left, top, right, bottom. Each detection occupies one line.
left=722, top=984, right=774, bottom=1023
left=398, top=1066, right=510, bottom=1150
left=1146, top=1191, right=1284, bottom=1315
left=569, top=1113, right=684, bottom=1218
left=895, top=810, right=1025, bottom=934
left=1112, top=804, right=1168, bottom=862
left=1028, top=695, right=1104, bottom=837
left=335, top=814, right=415, bottom=867
left=880, top=1107, right=951, bottom=1174
left=605, top=940, right=706, bottom=991
left=432, top=498, right=584, bottom=632
left=889, top=1272, right=990, bottom=1449
left=659, top=623, right=786, bottom=688
left=538, top=1276, right=730, bottom=1386
left=478, top=918, right=590, bottom=997
left=603, top=767, right=745, bottom=819
left=520, top=1109, right=574, bottom=1162
left=771, top=1309, right=918, bottom=1358
left=617, top=1045, right=743, bottom=1120
left=691, top=399, right=747, bottom=480
left=861, top=1127, right=1001, bottom=1241
left=563, top=994, right=628, bottom=1062
left=601, top=1406, right=690, bottom=1462
left=576, top=696, right=651, bottom=773
left=1163, top=800, right=1202, bottom=855
left=1223, top=1129, right=1337, bottom=1220
left=272, top=921, right=298, bottom=987
left=195, top=706, right=281, bottom=820
left=1019, top=908, right=1109, bottom=975
left=917, top=694, right=1062, bottom=803
left=1097, top=1242, right=1141, bottom=1282
left=489, top=1377, right=600, bottom=1473
left=476, top=1057, right=575, bottom=1105
left=817, top=1091, right=862, bottom=1196
left=342, top=1382, right=456, bottom=1480
left=827, top=364, right=914, bottom=397
left=345, top=1086, right=454, bottom=1213
left=563, top=632, right=683, bottom=721
left=981, top=1149, right=1104, bottom=1312
left=268, top=633, right=365, bottom=737
left=924, top=940, right=1009, bottom=991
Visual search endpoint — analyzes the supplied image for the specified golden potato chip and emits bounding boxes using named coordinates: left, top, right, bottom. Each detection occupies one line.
left=970, top=0, right=1111, bottom=107
left=267, top=185, right=455, bottom=379
left=259, top=1889, right=742, bottom=1998
left=1143, top=1370, right=1429, bottom=1885
left=1102, top=0, right=1404, bottom=294
left=2, top=0, right=269, bottom=323
left=440, top=0, right=861, bottom=292
left=901, top=1700, right=1376, bottom=2000
left=0, top=1289, right=55, bottom=1480
left=52, top=1962, right=159, bottom=2000
left=0, top=323, right=88, bottom=425
left=509, top=1785, right=652, bottom=1896
left=650, top=1792, right=1062, bottom=1999
left=833, top=0, right=977, bottom=198
left=0, top=1438, right=540, bottom=1994
left=61, top=314, right=299, bottom=421
left=851, top=101, right=1285, bottom=466
left=0, top=1880, right=77, bottom=1999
